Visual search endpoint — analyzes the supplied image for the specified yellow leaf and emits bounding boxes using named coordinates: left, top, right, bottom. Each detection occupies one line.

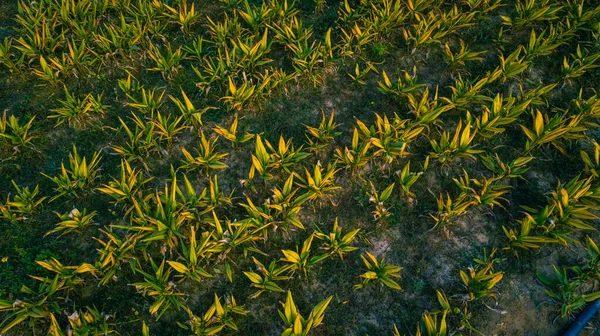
left=167, top=261, right=188, bottom=273
left=293, top=314, right=303, bottom=334
left=534, top=110, right=544, bottom=136
left=228, top=77, right=236, bottom=94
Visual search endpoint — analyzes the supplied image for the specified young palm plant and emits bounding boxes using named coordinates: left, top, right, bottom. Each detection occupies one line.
left=453, top=170, right=510, bottom=209
left=49, top=306, right=116, bottom=336
left=537, top=265, right=600, bottom=319
left=278, top=291, right=332, bottom=336
left=0, top=110, right=36, bottom=152
left=221, top=76, right=257, bottom=111
left=481, top=154, right=533, bottom=180
left=430, top=121, right=483, bottom=166
left=280, top=234, right=329, bottom=278
left=178, top=294, right=247, bottom=335
left=167, top=226, right=214, bottom=283
left=355, top=252, right=402, bottom=290
left=313, top=218, right=360, bottom=260
left=115, top=175, right=194, bottom=251
left=244, top=257, right=290, bottom=298
left=148, top=44, right=186, bottom=80
left=268, top=173, right=312, bottom=232
left=367, top=181, right=395, bottom=222
left=520, top=110, right=585, bottom=155
left=1, top=181, right=46, bottom=222
left=45, top=208, right=96, bottom=237
left=442, top=40, right=485, bottom=71
left=153, top=112, right=187, bottom=148
left=265, top=136, right=311, bottom=174
left=304, top=109, right=341, bottom=154
left=334, top=128, right=372, bottom=174
left=132, top=258, right=186, bottom=320
left=213, top=115, right=255, bottom=149
left=430, top=193, right=474, bottom=228
left=49, top=86, right=109, bottom=129
left=180, top=131, right=229, bottom=174
left=295, top=163, right=340, bottom=205
left=42, top=146, right=102, bottom=201
left=110, top=116, right=157, bottom=171
left=0, top=276, right=63, bottom=334
left=126, top=88, right=166, bottom=117
left=249, top=134, right=275, bottom=180
left=501, top=0, right=563, bottom=28
left=378, top=68, right=425, bottom=98
left=415, top=310, right=448, bottom=336
left=395, top=158, right=428, bottom=199
left=97, top=159, right=154, bottom=216
left=165, top=1, right=200, bottom=35
left=169, top=89, right=211, bottom=129
left=460, top=255, right=503, bottom=301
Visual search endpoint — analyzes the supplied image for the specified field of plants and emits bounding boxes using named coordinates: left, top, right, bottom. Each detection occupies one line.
left=0, top=0, right=600, bottom=334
